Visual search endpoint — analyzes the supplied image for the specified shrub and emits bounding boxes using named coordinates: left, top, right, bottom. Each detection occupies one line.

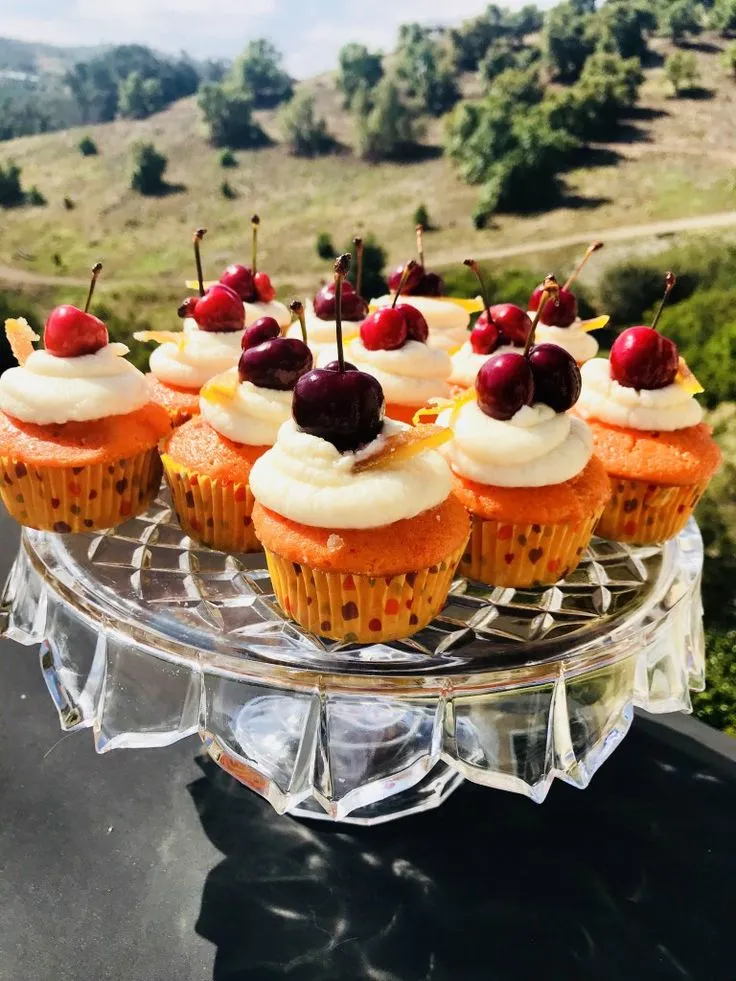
left=0, top=163, right=25, bottom=207
left=355, top=77, right=420, bottom=162
left=598, top=262, right=667, bottom=326
left=279, top=92, right=334, bottom=157
left=26, top=185, right=46, bottom=206
left=722, top=41, right=736, bottom=78
left=665, top=51, right=700, bottom=95
left=693, top=629, right=736, bottom=735
left=337, top=43, right=384, bottom=108
left=315, top=232, right=335, bottom=260
left=413, top=203, right=431, bottom=229
left=63, top=197, right=75, bottom=210
left=341, top=234, right=387, bottom=300
left=220, top=180, right=237, bottom=199
left=130, top=142, right=168, bottom=195
left=712, top=0, right=736, bottom=35
left=219, top=149, right=237, bottom=168
left=660, top=0, right=702, bottom=44
left=78, top=135, right=98, bottom=156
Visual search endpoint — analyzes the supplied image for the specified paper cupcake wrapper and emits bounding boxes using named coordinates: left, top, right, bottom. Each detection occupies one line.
left=161, top=454, right=260, bottom=553
left=595, top=476, right=709, bottom=545
left=0, top=449, right=162, bottom=533
left=460, top=512, right=601, bottom=588
left=264, top=540, right=467, bottom=643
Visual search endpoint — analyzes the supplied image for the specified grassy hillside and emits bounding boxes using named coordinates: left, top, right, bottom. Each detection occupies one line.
left=1, top=35, right=736, bottom=304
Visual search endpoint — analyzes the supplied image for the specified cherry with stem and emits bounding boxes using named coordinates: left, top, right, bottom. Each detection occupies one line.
left=391, top=260, right=418, bottom=309
left=562, top=240, right=604, bottom=292
left=193, top=228, right=207, bottom=297
left=353, top=237, right=364, bottom=297
left=524, top=275, right=559, bottom=357
left=290, top=300, right=308, bottom=345
left=333, top=253, right=352, bottom=371
left=463, top=258, right=492, bottom=322
left=84, top=261, right=103, bottom=313
left=651, top=271, right=676, bottom=330
left=251, top=215, right=260, bottom=274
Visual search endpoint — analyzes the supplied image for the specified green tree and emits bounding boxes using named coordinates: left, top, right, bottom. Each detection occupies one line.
left=198, top=84, right=267, bottom=148
left=722, top=40, right=736, bottom=76
left=0, top=162, right=25, bottom=207
left=713, top=0, right=736, bottom=34
left=665, top=50, right=700, bottom=94
left=78, top=135, right=98, bottom=156
left=588, top=0, right=654, bottom=59
left=547, top=51, right=643, bottom=140
left=130, top=142, right=168, bottom=195
left=229, top=39, right=292, bottom=108
left=450, top=6, right=506, bottom=71
left=118, top=70, right=164, bottom=119
left=337, top=43, right=384, bottom=108
left=279, top=92, right=334, bottom=157
left=543, top=0, right=595, bottom=81
left=355, top=77, right=420, bottom=162
left=660, top=0, right=702, bottom=43
left=395, top=33, right=460, bottom=117
left=487, top=66, right=544, bottom=105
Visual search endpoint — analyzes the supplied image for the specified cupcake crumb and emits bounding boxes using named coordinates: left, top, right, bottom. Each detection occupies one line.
left=327, top=534, right=344, bottom=552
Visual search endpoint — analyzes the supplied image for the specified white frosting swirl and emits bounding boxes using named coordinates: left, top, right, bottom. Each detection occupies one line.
left=577, top=357, right=703, bottom=431
left=439, top=400, right=592, bottom=487
left=250, top=418, right=451, bottom=529
left=149, top=319, right=243, bottom=389
left=199, top=370, right=292, bottom=446
left=346, top=338, right=451, bottom=406
left=527, top=313, right=599, bottom=363
left=244, top=299, right=290, bottom=328
left=449, top=341, right=520, bottom=388
left=0, top=343, right=148, bottom=425
left=286, top=301, right=361, bottom=363
left=372, top=295, right=470, bottom=351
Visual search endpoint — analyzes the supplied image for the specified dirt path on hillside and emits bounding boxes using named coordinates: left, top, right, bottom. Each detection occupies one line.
left=3, top=209, right=736, bottom=289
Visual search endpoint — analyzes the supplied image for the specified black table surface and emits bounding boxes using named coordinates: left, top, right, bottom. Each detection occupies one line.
left=2, top=514, right=736, bottom=981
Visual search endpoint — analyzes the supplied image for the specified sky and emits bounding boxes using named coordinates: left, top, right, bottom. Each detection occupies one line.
left=2, top=0, right=538, bottom=78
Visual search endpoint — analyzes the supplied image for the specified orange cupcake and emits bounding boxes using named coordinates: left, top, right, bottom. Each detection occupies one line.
left=576, top=273, right=721, bottom=544
left=0, top=281, right=169, bottom=533
left=249, top=254, right=469, bottom=642
left=161, top=318, right=313, bottom=553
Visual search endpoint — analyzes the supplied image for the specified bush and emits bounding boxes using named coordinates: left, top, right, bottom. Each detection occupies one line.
left=78, top=135, right=98, bottom=156
left=0, top=162, right=25, bottom=207
left=130, top=142, right=168, bottom=195
left=543, top=0, right=595, bottom=82
left=219, top=149, right=237, bottom=168
left=693, top=629, right=736, bottom=735
left=722, top=41, right=736, bottom=77
left=598, top=262, right=669, bottom=326
left=315, top=232, right=335, bottom=260
left=660, top=0, right=702, bottom=44
left=229, top=39, right=293, bottom=109
left=279, top=92, right=334, bottom=157
left=118, top=70, right=165, bottom=119
left=355, top=77, right=421, bottom=162
left=395, top=34, right=460, bottom=117
left=337, top=43, right=384, bottom=108
left=198, top=83, right=268, bottom=149
left=220, top=180, right=237, bottom=199
left=712, top=0, right=736, bottom=35
left=63, top=197, right=75, bottom=210
left=341, top=234, right=386, bottom=300
left=413, top=203, right=431, bottom=229
left=547, top=51, right=643, bottom=141
left=26, top=185, right=46, bottom=206
left=665, top=51, right=700, bottom=95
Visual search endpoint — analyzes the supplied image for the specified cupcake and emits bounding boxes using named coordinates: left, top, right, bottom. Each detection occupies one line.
left=216, top=216, right=290, bottom=329
left=439, top=276, right=610, bottom=588
left=371, top=226, right=482, bottom=352
left=0, top=265, right=170, bottom=533
left=288, top=239, right=369, bottom=364
left=140, top=228, right=246, bottom=425
left=250, top=254, right=470, bottom=642
left=448, top=259, right=532, bottom=392
left=161, top=315, right=313, bottom=553
left=527, top=242, right=609, bottom=365
left=346, top=261, right=452, bottom=425
left=576, top=273, right=721, bottom=544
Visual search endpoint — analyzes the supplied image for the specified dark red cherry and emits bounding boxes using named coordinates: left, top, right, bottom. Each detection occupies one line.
left=242, top=317, right=281, bottom=350
left=396, top=304, right=429, bottom=342
left=489, top=304, right=532, bottom=345
left=220, top=263, right=256, bottom=302
left=610, top=326, right=679, bottom=390
left=313, top=281, right=366, bottom=321
left=360, top=308, right=408, bottom=350
left=238, top=337, right=312, bottom=390
left=529, top=284, right=577, bottom=328
left=476, top=352, right=535, bottom=421
left=528, top=343, right=581, bottom=412
left=293, top=367, right=385, bottom=452
left=323, top=360, right=358, bottom=371
left=192, top=283, right=245, bottom=333
left=254, top=271, right=276, bottom=303
left=469, top=317, right=501, bottom=355
left=418, top=271, right=444, bottom=296
left=388, top=262, right=424, bottom=295
left=44, top=305, right=108, bottom=358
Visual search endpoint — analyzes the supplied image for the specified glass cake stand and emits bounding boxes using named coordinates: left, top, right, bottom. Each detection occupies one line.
left=1, top=489, right=705, bottom=825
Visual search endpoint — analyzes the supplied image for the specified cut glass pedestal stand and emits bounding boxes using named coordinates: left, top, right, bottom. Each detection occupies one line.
left=1, top=491, right=705, bottom=825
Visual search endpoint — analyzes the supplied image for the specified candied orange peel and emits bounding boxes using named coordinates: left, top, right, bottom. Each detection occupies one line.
left=352, top=424, right=451, bottom=472
left=5, top=317, right=39, bottom=366
left=675, top=357, right=703, bottom=395
left=185, top=279, right=218, bottom=291
left=369, top=296, right=484, bottom=314
left=579, top=314, right=610, bottom=333
left=133, top=330, right=187, bottom=350
left=413, top=387, right=475, bottom=427
left=200, top=370, right=239, bottom=405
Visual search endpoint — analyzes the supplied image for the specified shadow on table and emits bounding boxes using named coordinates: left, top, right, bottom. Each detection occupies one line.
left=189, top=726, right=736, bottom=981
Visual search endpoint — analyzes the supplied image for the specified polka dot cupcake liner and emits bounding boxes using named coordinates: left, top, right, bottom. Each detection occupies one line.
left=595, top=477, right=710, bottom=545
left=460, top=512, right=602, bottom=589
left=263, top=540, right=467, bottom=643
left=0, top=449, right=162, bottom=534
left=161, top=454, right=261, bottom=554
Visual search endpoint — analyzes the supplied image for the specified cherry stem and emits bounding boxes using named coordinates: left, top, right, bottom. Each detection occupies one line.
left=84, top=261, right=103, bottom=313
left=391, top=260, right=417, bottom=308
left=353, top=237, right=363, bottom=297
left=416, top=224, right=425, bottom=267
left=524, top=274, right=559, bottom=357
left=651, top=271, right=676, bottom=331
left=563, top=240, right=604, bottom=292
left=334, top=253, right=351, bottom=372
left=251, top=214, right=260, bottom=274
left=290, top=300, right=307, bottom=344
left=463, top=258, right=491, bottom=322
left=193, top=228, right=207, bottom=297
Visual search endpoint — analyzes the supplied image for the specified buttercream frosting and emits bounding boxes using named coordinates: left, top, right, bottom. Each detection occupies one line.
left=149, top=319, right=243, bottom=389
left=244, top=298, right=290, bottom=328
left=200, top=369, right=293, bottom=446
left=449, top=341, right=521, bottom=388
left=346, top=339, right=451, bottom=406
left=527, top=313, right=599, bottom=363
